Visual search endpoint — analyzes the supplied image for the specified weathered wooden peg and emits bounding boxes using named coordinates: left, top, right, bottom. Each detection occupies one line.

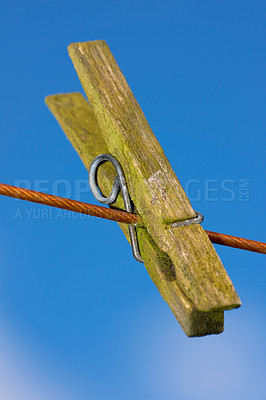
left=46, top=40, right=241, bottom=337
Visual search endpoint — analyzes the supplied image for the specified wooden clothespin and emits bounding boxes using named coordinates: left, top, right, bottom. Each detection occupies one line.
left=46, top=40, right=241, bottom=337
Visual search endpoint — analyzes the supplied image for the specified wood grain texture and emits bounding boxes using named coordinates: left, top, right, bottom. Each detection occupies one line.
left=68, top=40, right=241, bottom=313
left=45, top=92, right=225, bottom=336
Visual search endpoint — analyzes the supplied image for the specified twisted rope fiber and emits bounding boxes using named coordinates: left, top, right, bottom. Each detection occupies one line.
left=0, top=183, right=137, bottom=225
left=0, top=183, right=265, bottom=254
left=205, top=230, right=266, bottom=254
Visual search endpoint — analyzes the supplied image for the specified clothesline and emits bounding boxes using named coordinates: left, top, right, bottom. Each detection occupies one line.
left=0, top=182, right=265, bottom=255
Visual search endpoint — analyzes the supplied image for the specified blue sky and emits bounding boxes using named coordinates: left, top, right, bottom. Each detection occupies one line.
left=0, top=1, right=265, bottom=399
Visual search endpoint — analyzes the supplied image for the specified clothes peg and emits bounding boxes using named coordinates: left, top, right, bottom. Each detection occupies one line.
left=46, top=40, right=241, bottom=337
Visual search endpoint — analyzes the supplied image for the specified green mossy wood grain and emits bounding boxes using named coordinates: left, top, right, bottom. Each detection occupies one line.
left=45, top=92, right=225, bottom=336
left=67, top=40, right=241, bottom=313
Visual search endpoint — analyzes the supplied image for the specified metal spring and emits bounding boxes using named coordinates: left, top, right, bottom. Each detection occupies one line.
left=89, top=154, right=144, bottom=263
